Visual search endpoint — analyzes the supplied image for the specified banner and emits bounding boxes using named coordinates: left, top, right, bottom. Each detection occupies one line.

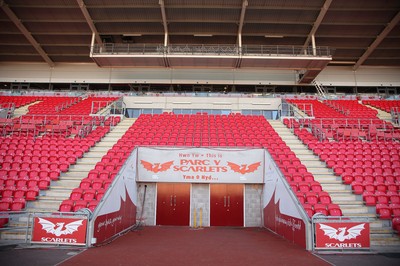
left=263, top=153, right=307, bottom=248
left=315, top=222, right=370, bottom=249
left=137, top=147, right=264, bottom=183
left=92, top=149, right=138, bottom=246
left=31, top=217, right=87, bottom=246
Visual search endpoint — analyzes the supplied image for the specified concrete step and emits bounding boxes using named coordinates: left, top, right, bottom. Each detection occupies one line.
left=320, top=183, right=350, bottom=191
left=27, top=199, right=62, bottom=210
left=41, top=189, right=71, bottom=198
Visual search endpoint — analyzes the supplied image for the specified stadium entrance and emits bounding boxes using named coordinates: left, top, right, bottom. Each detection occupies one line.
left=156, top=183, right=190, bottom=226
left=210, top=184, right=244, bottom=226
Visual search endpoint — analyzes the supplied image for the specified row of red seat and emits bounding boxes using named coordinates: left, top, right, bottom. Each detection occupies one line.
left=0, top=197, right=26, bottom=212
left=324, top=100, right=378, bottom=118
left=0, top=96, right=38, bottom=108
left=59, top=199, right=99, bottom=212
left=363, top=100, right=400, bottom=113
left=27, top=97, right=80, bottom=115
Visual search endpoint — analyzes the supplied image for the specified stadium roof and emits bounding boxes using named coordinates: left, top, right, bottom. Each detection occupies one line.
left=0, top=0, right=399, bottom=69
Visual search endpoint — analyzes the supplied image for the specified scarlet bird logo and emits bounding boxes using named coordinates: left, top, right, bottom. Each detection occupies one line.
left=140, top=160, right=174, bottom=173
left=227, top=161, right=261, bottom=174
left=38, top=218, right=84, bottom=237
left=319, top=223, right=365, bottom=242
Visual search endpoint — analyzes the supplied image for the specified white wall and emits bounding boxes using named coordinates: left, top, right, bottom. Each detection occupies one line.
left=1, top=62, right=399, bottom=87
left=124, top=95, right=282, bottom=111
left=318, top=66, right=400, bottom=87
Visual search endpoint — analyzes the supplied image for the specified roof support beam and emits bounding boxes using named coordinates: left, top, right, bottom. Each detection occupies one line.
left=302, top=0, right=332, bottom=50
left=237, top=0, right=248, bottom=48
left=76, top=0, right=103, bottom=45
left=159, top=0, right=169, bottom=46
left=0, top=0, right=55, bottom=67
left=353, top=11, right=400, bottom=70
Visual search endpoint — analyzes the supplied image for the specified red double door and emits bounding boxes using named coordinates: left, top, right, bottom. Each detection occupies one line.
left=210, top=184, right=244, bottom=226
left=156, top=183, right=244, bottom=226
left=156, top=183, right=190, bottom=226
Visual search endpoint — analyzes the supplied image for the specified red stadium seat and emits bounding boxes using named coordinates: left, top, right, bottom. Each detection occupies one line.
left=70, top=188, right=83, bottom=201
left=59, top=199, right=74, bottom=212
left=314, top=204, right=328, bottom=216
left=376, top=204, right=392, bottom=219
left=327, top=204, right=342, bottom=216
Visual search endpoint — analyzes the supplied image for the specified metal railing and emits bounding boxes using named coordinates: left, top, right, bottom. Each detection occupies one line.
left=391, top=107, right=400, bottom=126
left=92, top=44, right=333, bottom=57
left=0, top=211, right=90, bottom=246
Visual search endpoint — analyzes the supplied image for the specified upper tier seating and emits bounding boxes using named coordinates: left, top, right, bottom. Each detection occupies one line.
left=363, top=100, right=400, bottom=113
left=58, top=96, right=120, bottom=115
left=0, top=96, right=39, bottom=108
left=27, top=96, right=80, bottom=115
left=286, top=99, right=346, bottom=118
left=324, top=100, right=378, bottom=118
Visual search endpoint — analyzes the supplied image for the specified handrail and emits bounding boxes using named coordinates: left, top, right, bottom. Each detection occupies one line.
left=92, top=43, right=333, bottom=57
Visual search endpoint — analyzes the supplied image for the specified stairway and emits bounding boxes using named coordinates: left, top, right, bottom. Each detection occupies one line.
left=0, top=118, right=136, bottom=241
left=362, top=102, right=392, bottom=122
left=268, top=120, right=400, bottom=251
left=11, top=101, right=40, bottom=118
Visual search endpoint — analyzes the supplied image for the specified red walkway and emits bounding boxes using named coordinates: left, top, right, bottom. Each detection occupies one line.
left=61, top=226, right=329, bottom=266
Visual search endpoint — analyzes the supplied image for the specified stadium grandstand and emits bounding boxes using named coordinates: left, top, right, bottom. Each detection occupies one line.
left=0, top=0, right=400, bottom=265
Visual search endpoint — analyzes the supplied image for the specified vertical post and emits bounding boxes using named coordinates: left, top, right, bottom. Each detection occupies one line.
left=164, top=33, right=168, bottom=48
left=238, top=33, right=242, bottom=53
left=90, top=32, right=96, bottom=55
left=199, top=208, right=203, bottom=228
left=311, top=34, right=316, bottom=56
left=193, top=208, right=197, bottom=228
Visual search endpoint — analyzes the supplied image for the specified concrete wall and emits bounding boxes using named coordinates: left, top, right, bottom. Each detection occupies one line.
left=136, top=183, right=157, bottom=226
left=245, top=184, right=263, bottom=227
left=2, top=62, right=398, bottom=87
left=191, top=184, right=210, bottom=227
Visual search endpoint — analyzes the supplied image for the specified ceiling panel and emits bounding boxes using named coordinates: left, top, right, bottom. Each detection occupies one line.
left=89, top=8, right=161, bottom=21
left=248, top=0, right=324, bottom=9
left=0, top=34, right=30, bottom=44
left=168, top=22, right=237, bottom=35
left=245, top=9, right=317, bottom=24
left=11, top=7, right=83, bottom=21
left=317, top=25, right=384, bottom=37
left=84, top=0, right=159, bottom=7
left=96, top=22, right=164, bottom=34
left=0, top=45, right=39, bottom=54
left=24, top=22, right=91, bottom=33
left=6, top=0, right=78, bottom=7
left=243, top=23, right=311, bottom=36
left=166, top=8, right=240, bottom=22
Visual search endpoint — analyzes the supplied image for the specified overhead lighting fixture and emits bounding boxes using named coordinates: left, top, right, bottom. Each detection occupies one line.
left=134, top=101, right=153, bottom=104
left=212, top=102, right=232, bottom=105
left=264, top=35, right=284, bottom=38
left=123, top=34, right=142, bottom=37
left=252, top=102, right=271, bottom=105
left=194, top=34, right=213, bottom=37
left=329, top=61, right=356, bottom=65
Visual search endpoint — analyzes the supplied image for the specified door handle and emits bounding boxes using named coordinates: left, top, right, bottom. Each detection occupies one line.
left=228, top=196, right=230, bottom=207
left=224, top=196, right=226, bottom=207
left=174, top=196, right=177, bottom=207
left=170, top=195, right=173, bottom=206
